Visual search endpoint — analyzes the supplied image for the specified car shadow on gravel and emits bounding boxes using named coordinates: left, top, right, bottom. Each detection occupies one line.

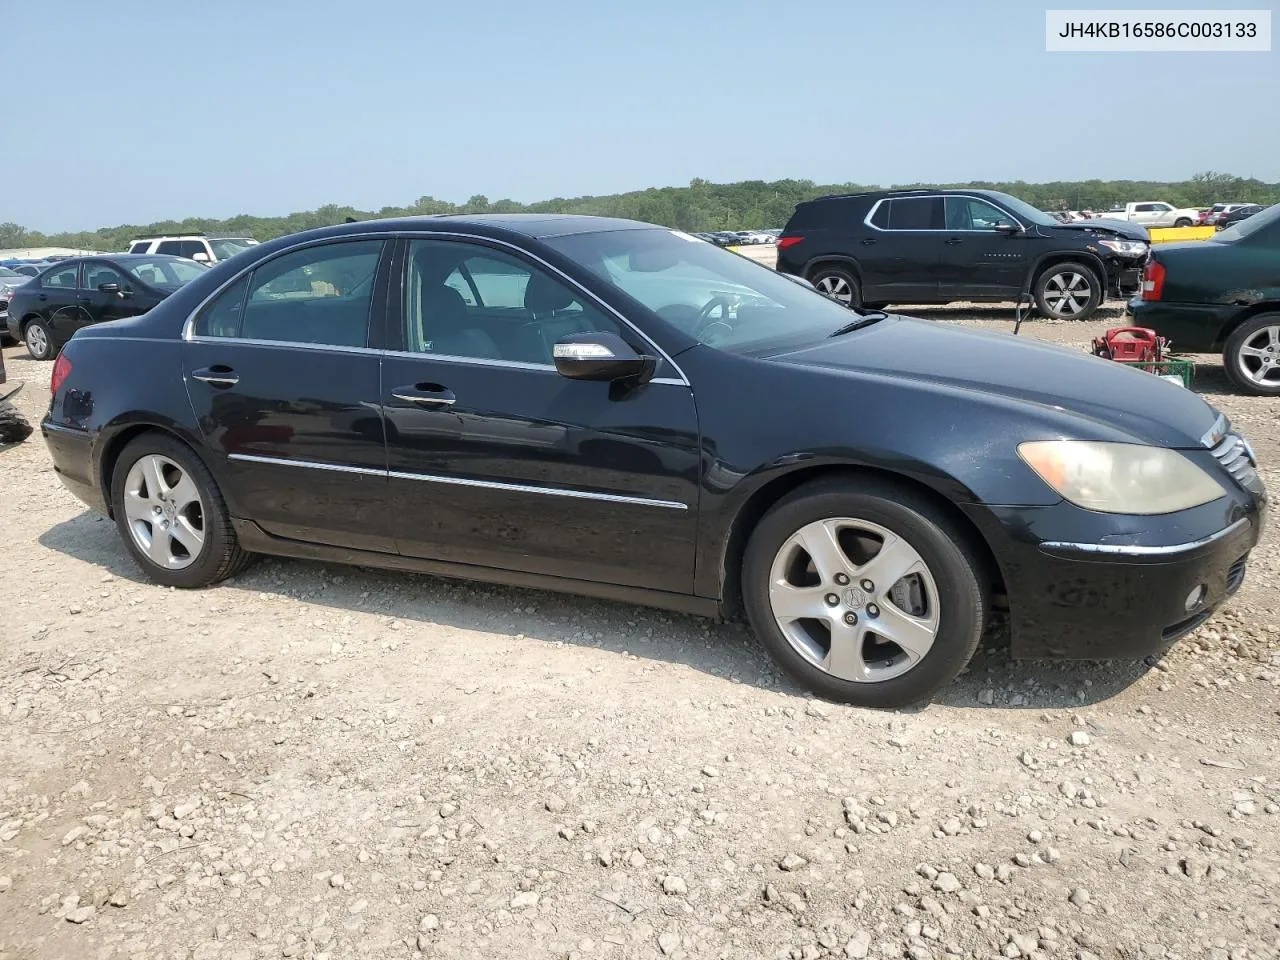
left=40, top=511, right=1156, bottom=711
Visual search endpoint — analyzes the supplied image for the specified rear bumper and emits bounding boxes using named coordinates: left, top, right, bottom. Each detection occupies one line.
left=964, top=488, right=1266, bottom=660
left=1125, top=298, right=1237, bottom=351
left=41, top=420, right=108, bottom=514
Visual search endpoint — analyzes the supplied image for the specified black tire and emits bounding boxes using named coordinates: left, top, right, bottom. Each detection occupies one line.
left=23, top=318, right=55, bottom=361
left=1033, top=262, right=1101, bottom=321
left=808, top=265, right=862, bottom=309
left=0, top=400, right=33, bottom=445
left=863, top=301, right=891, bottom=311
left=110, top=432, right=255, bottom=588
left=1223, top=312, right=1280, bottom=396
left=742, top=476, right=988, bottom=708
left=1174, top=217, right=1193, bottom=228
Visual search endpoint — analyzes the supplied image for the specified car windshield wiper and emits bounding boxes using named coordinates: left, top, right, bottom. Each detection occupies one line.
left=828, top=310, right=888, bottom=338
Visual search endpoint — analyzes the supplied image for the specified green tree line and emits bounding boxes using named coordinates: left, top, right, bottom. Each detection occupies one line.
left=3, top=171, right=1276, bottom=253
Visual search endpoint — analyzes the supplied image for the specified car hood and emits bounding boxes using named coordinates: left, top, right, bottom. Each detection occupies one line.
left=769, top=316, right=1217, bottom=448
left=1051, top=218, right=1150, bottom=241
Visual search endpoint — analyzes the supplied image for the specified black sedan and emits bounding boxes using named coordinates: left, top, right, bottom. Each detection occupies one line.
left=40, top=215, right=1266, bottom=707
left=1218, top=204, right=1264, bottom=230
left=6, top=254, right=207, bottom=360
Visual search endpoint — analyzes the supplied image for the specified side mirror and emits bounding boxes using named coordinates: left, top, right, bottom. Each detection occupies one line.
left=553, top=332, right=654, bottom=383
left=993, top=221, right=1021, bottom=235
left=98, top=282, right=119, bottom=294
left=191, top=252, right=211, bottom=263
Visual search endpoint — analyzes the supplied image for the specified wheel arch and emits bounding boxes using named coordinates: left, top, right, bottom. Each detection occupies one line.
left=1213, top=302, right=1280, bottom=350
left=716, top=463, right=1007, bottom=621
left=802, top=255, right=863, bottom=283
left=1026, top=252, right=1106, bottom=294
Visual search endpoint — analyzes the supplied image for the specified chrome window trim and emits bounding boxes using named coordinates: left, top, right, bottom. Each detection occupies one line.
left=1040, top=517, right=1249, bottom=557
left=181, top=228, right=691, bottom=387
left=862, top=195, right=1024, bottom=233
left=227, top=452, right=688, bottom=510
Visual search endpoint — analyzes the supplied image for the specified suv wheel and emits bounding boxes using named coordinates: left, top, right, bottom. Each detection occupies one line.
left=1033, top=263, right=1100, bottom=320
left=1174, top=217, right=1193, bottom=227
left=1224, top=313, right=1280, bottom=396
left=809, top=266, right=861, bottom=308
left=742, top=476, right=987, bottom=708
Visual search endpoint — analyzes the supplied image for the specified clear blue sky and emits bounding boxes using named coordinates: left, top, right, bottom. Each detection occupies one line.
left=9, top=0, right=1277, bottom=232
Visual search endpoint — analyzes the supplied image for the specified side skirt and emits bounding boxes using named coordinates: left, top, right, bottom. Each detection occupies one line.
left=232, top=519, right=724, bottom=619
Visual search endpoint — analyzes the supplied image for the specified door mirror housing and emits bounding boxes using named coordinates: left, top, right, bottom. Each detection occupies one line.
left=993, top=220, right=1022, bottom=235
left=191, top=252, right=212, bottom=263
left=553, top=332, right=655, bottom=383
left=98, top=282, right=119, bottom=293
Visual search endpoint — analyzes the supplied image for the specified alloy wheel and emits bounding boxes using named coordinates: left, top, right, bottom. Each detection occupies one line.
left=814, top=274, right=855, bottom=305
left=1042, top=271, right=1093, bottom=317
left=767, top=517, right=940, bottom=683
left=1236, top=325, right=1280, bottom=387
left=25, top=323, right=49, bottom=358
left=123, top=454, right=206, bottom=570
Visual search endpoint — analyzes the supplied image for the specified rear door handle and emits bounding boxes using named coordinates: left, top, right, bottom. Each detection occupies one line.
left=38, top=294, right=48, bottom=301
left=191, top=365, right=239, bottom=387
left=944, top=238, right=963, bottom=245
left=76, top=296, right=92, bottom=303
left=391, top=383, right=456, bottom=406
left=860, top=238, right=877, bottom=245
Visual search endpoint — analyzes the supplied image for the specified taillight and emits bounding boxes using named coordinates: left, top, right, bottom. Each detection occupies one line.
left=1141, top=259, right=1166, bottom=301
left=777, top=235, right=804, bottom=250
left=51, top=353, right=72, bottom=394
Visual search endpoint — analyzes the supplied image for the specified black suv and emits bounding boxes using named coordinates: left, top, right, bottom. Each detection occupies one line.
left=776, top=189, right=1150, bottom=320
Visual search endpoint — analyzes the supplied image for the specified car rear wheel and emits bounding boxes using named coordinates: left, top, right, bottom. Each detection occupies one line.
left=1224, top=313, right=1280, bottom=395
left=1033, top=263, right=1101, bottom=320
left=111, top=433, right=255, bottom=588
left=809, top=266, right=861, bottom=308
left=742, top=476, right=988, bottom=708
left=1174, top=217, right=1193, bottom=227
left=24, top=319, right=54, bottom=360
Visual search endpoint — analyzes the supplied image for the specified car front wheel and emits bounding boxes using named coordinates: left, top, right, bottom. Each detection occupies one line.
left=1033, top=263, right=1101, bottom=320
left=24, top=319, right=55, bottom=360
left=1224, top=313, right=1280, bottom=395
left=111, top=433, right=254, bottom=587
left=742, top=477, right=988, bottom=708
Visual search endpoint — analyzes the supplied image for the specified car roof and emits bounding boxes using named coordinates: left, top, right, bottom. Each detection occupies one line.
left=246, top=214, right=665, bottom=247
left=800, top=188, right=1008, bottom=205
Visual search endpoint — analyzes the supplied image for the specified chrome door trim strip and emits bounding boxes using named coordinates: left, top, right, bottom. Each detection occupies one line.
left=1040, top=517, right=1248, bottom=557
left=386, top=469, right=690, bottom=510
left=179, top=228, right=691, bottom=387
left=862, top=195, right=1026, bottom=233
left=227, top=453, right=383, bottom=477
left=226, top=453, right=689, bottom=510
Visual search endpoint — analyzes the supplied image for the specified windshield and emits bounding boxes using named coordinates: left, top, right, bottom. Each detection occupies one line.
left=985, top=192, right=1060, bottom=228
left=209, top=238, right=257, bottom=260
left=127, top=257, right=208, bottom=288
left=0, top=267, right=23, bottom=279
left=1212, top=202, right=1280, bottom=244
left=546, top=228, right=863, bottom=354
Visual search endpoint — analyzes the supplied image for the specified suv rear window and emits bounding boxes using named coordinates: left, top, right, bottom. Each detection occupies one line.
left=156, top=240, right=206, bottom=259
left=886, top=197, right=943, bottom=230
left=129, top=241, right=152, bottom=254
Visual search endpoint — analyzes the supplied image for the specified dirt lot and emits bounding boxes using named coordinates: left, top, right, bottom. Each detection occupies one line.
left=1, top=307, right=1277, bottom=960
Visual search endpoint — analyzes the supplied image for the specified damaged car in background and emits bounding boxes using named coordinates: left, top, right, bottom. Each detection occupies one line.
left=1130, top=201, right=1280, bottom=395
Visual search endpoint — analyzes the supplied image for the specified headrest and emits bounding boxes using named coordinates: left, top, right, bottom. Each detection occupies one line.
left=523, top=271, right=575, bottom=315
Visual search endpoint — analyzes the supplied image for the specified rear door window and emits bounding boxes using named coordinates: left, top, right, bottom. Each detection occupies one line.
left=886, top=197, right=943, bottom=230
left=41, top=264, right=80, bottom=289
left=156, top=240, right=207, bottom=259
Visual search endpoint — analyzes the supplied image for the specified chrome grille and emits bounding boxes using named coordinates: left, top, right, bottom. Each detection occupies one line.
left=1211, top=433, right=1257, bottom=486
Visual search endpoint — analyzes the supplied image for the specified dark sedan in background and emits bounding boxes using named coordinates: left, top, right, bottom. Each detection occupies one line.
left=41, top=215, right=1264, bottom=707
left=1130, top=202, right=1280, bottom=395
left=6, top=254, right=207, bottom=360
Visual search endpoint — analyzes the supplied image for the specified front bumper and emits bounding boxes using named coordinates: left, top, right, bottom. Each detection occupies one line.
left=963, top=478, right=1266, bottom=659
left=1105, top=262, right=1143, bottom=299
left=1125, top=298, right=1239, bottom=352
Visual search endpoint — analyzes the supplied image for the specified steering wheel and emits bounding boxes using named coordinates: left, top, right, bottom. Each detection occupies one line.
left=692, top=296, right=734, bottom=337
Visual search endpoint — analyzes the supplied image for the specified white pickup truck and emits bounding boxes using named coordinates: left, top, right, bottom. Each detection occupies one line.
left=1117, top=201, right=1200, bottom=228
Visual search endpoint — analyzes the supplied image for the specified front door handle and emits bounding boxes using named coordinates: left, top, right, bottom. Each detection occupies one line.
left=38, top=294, right=48, bottom=301
left=76, top=296, right=92, bottom=303
left=191, top=365, right=239, bottom=387
left=391, top=383, right=456, bottom=406
left=944, top=237, right=963, bottom=245
left=859, top=238, right=877, bottom=245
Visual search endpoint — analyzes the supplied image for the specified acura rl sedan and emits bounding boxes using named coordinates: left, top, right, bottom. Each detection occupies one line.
left=40, top=215, right=1266, bottom=707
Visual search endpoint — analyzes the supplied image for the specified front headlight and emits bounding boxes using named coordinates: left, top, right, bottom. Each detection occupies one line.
left=1097, top=239, right=1149, bottom=258
left=1018, top=441, right=1225, bottom=514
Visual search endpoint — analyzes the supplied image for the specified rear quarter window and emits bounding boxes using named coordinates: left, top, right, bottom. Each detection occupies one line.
left=787, top=198, right=865, bottom=230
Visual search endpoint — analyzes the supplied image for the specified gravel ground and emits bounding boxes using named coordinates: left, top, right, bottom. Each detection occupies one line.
left=1, top=309, right=1278, bottom=960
